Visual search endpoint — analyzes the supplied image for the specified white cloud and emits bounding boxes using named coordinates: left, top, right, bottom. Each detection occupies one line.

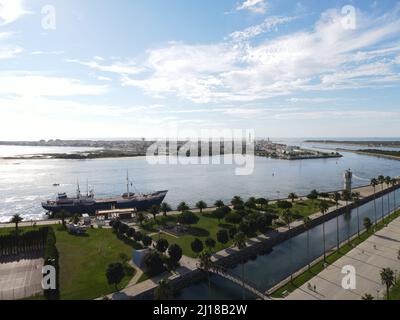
left=0, top=0, right=29, bottom=25
left=228, top=16, right=297, bottom=42
left=236, top=0, right=268, bottom=14
left=122, top=7, right=400, bottom=104
left=0, top=32, right=22, bottom=59
left=67, top=59, right=143, bottom=75
left=0, top=73, right=108, bottom=97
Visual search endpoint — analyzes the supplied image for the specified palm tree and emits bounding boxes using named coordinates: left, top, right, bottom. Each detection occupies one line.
left=177, top=201, right=190, bottom=213
left=214, top=200, right=225, bottom=208
left=371, top=178, right=379, bottom=227
left=385, top=176, right=392, bottom=221
left=352, top=192, right=361, bottom=237
left=231, top=196, right=243, bottom=207
left=154, top=278, right=173, bottom=300
left=233, top=231, right=247, bottom=299
left=361, top=293, right=374, bottom=300
left=198, top=251, right=217, bottom=293
left=380, top=267, right=395, bottom=300
left=160, top=202, right=172, bottom=217
left=342, top=190, right=352, bottom=244
left=378, top=175, right=385, bottom=222
left=331, top=192, right=341, bottom=250
left=319, top=201, right=329, bottom=261
left=303, top=217, right=312, bottom=270
left=196, top=201, right=207, bottom=214
left=282, top=209, right=294, bottom=281
left=391, top=178, right=398, bottom=211
left=10, top=214, right=23, bottom=233
left=149, top=205, right=160, bottom=221
left=288, top=192, right=298, bottom=203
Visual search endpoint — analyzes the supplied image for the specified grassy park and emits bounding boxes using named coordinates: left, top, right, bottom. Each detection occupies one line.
left=55, top=228, right=135, bottom=300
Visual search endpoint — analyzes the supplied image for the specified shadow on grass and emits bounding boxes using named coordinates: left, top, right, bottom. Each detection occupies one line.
left=188, top=227, right=210, bottom=237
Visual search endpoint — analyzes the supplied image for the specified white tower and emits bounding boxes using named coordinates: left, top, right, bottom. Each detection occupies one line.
left=344, top=169, right=352, bottom=192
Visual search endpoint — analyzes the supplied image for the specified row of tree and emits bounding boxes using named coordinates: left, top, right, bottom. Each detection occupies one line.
left=0, top=227, right=48, bottom=257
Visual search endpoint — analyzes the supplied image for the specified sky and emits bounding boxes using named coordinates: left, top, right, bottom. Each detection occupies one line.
left=0, top=0, right=400, bottom=140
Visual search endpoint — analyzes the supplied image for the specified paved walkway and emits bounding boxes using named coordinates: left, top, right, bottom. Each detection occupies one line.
left=286, top=217, right=400, bottom=300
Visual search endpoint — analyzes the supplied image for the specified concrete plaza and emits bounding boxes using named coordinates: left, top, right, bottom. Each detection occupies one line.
left=0, top=255, right=44, bottom=300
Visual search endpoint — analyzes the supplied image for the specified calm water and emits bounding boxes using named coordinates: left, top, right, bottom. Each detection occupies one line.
left=0, top=145, right=400, bottom=222
left=177, top=188, right=400, bottom=300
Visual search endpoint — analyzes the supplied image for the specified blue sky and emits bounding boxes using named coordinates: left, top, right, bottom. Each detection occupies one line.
left=0, top=0, right=400, bottom=139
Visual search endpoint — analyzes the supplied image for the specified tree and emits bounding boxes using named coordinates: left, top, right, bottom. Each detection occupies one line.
left=133, top=231, right=143, bottom=242
left=217, top=229, right=229, bottom=245
left=137, top=212, right=145, bottom=226
left=303, top=217, right=312, bottom=270
left=214, top=208, right=227, bottom=222
left=319, top=200, right=329, bottom=261
left=142, top=235, right=153, bottom=247
left=225, top=212, right=242, bottom=225
left=231, top=196, right=244, bottom=207
left=168, top=244, right=183, bottom=266
left=245, top=197, right=257, bottom=209
left=205, top=238, right=216, bottom=251
left=214, top=200, right=225, bottom=208
left=56, top=209, right=69, bottom=227
left=257, top=214, right=273, bottom=234
left=361, top=293, right=374, bottom=300
left=307, top=190, right=319, bottom=201
left=256, top=198, right=269, bottom=207
left=288, top=193, right=298, bottom=203
left=378, top=175, right=385, bottom=222
left=196, top=201, right=207, bottom=214
left=143, top=251, right=164, bottom=276
left=385, top=176, right=392, bottom=222
left=154, top=279, right=173, bottom=300
left=106, top=262, right=125, bottom=290
left=380, top=268, right=395, bottom=300
left=363, top=217, right=372, bottom=233
left=198, top=251, right=217, bottom=291
left=126, top=227, right=136, bottom=238
left=118, top=223, right=129, bottom=235
left=160, top=202, right=172, bottom=217
left=191, top=238, right=204, bottom=254
left=177, top=211, right=199, bottom=228
left=371, top=178, right=379, bottom=227
left=149, top=205, right=160, bottom=221
left=10, top=214, right=23, bottom=233
left=228, top=226, right=237, bottom=239
left=352, top=192, right=361, bottom=237
left=177, top=201, right=190, bottom=213
left=112, top=219, right=121, bottom=231
left=155, top=238, right=169, bottom=253
left=331, top=191, right=341, bottom=250
left=391, top=178, right=398, bottom=211
left=239, top=220, right=257, bottom=237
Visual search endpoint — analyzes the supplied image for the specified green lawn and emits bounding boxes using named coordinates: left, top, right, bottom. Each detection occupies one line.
left=269, top=199, right=336, bottom=219
left=55, top=227, right=135, bottom=300
left=271, top=209, right=400, bottom=298
left=390, top=281, right=400, bottom=300
left=147, top=213, right=235, bottom=258
left=143, top=199, right=335, bottom=258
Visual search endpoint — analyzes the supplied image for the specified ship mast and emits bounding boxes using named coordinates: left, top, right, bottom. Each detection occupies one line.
left=126, top=169, right=130, bottom=195
left=77, top=179, right=81, bottom=199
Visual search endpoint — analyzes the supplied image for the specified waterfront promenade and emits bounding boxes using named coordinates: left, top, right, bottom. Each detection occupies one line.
left=286, top=217, right=400, bottom=300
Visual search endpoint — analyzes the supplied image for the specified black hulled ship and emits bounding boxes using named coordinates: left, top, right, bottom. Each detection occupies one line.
left=42, top=172, right=168, bottom=215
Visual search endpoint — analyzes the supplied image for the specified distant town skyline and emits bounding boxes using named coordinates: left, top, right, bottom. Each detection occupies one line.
left=0, top=0, right=400, bottom=139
